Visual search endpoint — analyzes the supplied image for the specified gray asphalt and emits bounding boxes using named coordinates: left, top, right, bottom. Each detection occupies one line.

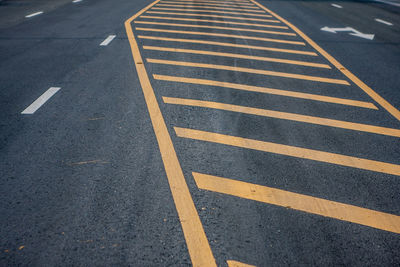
left=1, top=0, right=399, bottom=266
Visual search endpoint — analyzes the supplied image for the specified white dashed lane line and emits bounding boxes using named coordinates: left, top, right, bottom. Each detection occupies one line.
left=375, top=18, right=393, bottom=26
left=21, top=87, right=61, bottom=115
left=25, top=11, right=43, bottom=18
left=73, top=0, right=83, bottom=3
left=331, top=3, right=342, bottom=8
left=100, top=35, right=117, bottom=46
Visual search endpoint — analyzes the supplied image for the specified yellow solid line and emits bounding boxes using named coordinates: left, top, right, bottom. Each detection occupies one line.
left=125, top=0, right=217, bottom=266
left=139, top=16, right=288, bottom=29
left=227, top=260, right=257, bottom=267
left=175, top=127, right=400, bottom=176
left=154, top=74, right=376, bottom=109
left=135, top=21, right=295, bottom=36
left=160, top=1, right=260, bottom=8
left=156, top=3, right=265, bottom=12
left=251, top=0, right=400, bottom=121
left=147, top=58, right=349, bottom=85
left=143, top=46, right=328, bottom=68
left=135, top=27, right=304, bottom=45
left=139, top=35, right=316, bottom=55
left=164, top=97, right=399, bottom=137
left=151, top=7, right=272, bottom=17
left=146, top=11, right=276, bottom=21
left=193, top=172, right=400, bottom=234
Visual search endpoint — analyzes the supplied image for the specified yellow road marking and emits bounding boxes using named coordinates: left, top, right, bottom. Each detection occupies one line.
left=139, top=35, right=315, bottom=55
left=146, top=11, right=276, bottom=21
left=125, top=0, right=217, bottom=265
left=147, top=58, right=350, bottom=85
left=143, top=46, right=328, bottom=68
left=251, top=0, right=400, bottom=121
left=164, top=97, right=399, bottom=136
left=135, top=20, right=295, bottom=36
left=135, top=27, right=304, bottom=45
left=193, top=172, right=400, bottom=234
left=154, top=74, right=376, bottom=108
left=151, top=7, right=273, bottom=17
left=175, top=127, right=400, bottom=176
left=156, top=3, right=265, bottom=12
left=139, top=16, right=288, bottom=29
left=173, top=0, right=255, bottom=4
left=227, top=260, right=257, bottom=267
left=160, top=1, right=260, bottom=8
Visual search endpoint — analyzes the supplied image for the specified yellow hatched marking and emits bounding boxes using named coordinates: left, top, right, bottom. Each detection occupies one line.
left=251, top=0, right=400, bottom=121
left=194, top=172, right=400, bottom=234
left=154, top=74, right=376, bottom=109
left=143, top=46, right=328, bottom=68
left=147, top=58, right=349, bottom=85
left=175, top=127, right=400, bottom=176
left=151, top=7, right=273, bottom=17
left=164, top=97, right=399, bottom=136
left=125, top=0, right=217, bottom=265
left=139, top=35, right=315, bottom=55
left=227, top=260, right=257, bottom=267
left=173, top=0, right=255, bottom=4
left=135, top=21, right=295, bottom=36
left=156, top=3, right=264, bottom=12
left=135, top=27, right=304, bottom=45
left=139, top=16, right=288, bottom=29
left=146, top=11, right=276, bottom=21
left=160, top=1, right=260, bottom=8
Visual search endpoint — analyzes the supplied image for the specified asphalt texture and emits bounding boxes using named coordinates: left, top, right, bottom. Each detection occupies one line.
left=1, top=0, right=399, bottom=266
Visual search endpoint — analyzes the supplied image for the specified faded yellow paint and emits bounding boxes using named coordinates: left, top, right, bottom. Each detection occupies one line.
left=139, top=16, right=288, bottom=29
left=153, top=74, right=375, bottom=108
left=134, top=20, right=295, bottom=36
left=250, top=0, right=400, bottom=121
left=143, top=45, right=328, bottom=68
left=193, top=172, right=400, bottom=234
left=227, top=260, right=257, bottom=267
left=124, top=0, right=216, bottom=265
left=147, top=58, right=349, bottom=84
left=136, top=27, right=304, bottom=45
left=175, top=127, right=400, bottom=176
left=163, top=97, right=398, bottom=136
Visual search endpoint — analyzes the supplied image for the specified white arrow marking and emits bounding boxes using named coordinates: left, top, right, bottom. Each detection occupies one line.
left=321, top=26, right=374, bottom=40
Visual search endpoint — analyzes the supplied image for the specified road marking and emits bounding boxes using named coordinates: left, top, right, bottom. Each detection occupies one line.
left=147, top=58, right=350, bottom=85
left=21, top=87, right=60, bottom=114
left=164, top=97, right=399, bottom=136
left=144, top=46, right=329, bottom=68
left=331, top=3, right=342, bottom=8
left=227, top=260, right=257, bottom=267
left=375, top=18, right=393, bottom=26
left=373, top=0, right=400, bottom=7
left=146, top=11, right=276, bottom=21
left=321, top=26, right=374, bottom=40
left=169, top=0, right=256, bottom=5
left=175, top=127, right=400, bottom=176
left=135, top=28, right=304, bottom=45
left=139, top=36, right=315, bottom=55
left=139, top=16, right=288, bottom=29
left=156, top=4, right=265, bottom=12
left=160, top=1, right=258, bottom=8
left=72, top=0, right=83, bottom=3
left=251, top=0, right=400, bottom=121
left=100, top=35, right=116, bottom=46
left=154, top=74, right=376, bottom=108
left=25, top=11, right=43, bottom=18
left=193, top=172, right=400, bottom=234
left=151, top=7, right=273, bottom=17
left=135, top=21, right=294, bottom=35
left=125, top=0, right=217, bottom=265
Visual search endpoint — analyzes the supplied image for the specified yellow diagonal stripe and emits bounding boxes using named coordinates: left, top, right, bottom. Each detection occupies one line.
left=151, top=7, right=272, bottom=17
left=193, top=172, right=400, bottom=234
left=146, top=11, right=276, bottom=21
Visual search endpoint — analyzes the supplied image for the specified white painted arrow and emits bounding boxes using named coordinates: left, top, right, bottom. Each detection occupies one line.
left=321, top=26, right=375, bottom=40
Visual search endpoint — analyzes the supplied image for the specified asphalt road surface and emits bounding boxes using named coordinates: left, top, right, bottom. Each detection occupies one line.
left=1, top=0, right=399, bottom=266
